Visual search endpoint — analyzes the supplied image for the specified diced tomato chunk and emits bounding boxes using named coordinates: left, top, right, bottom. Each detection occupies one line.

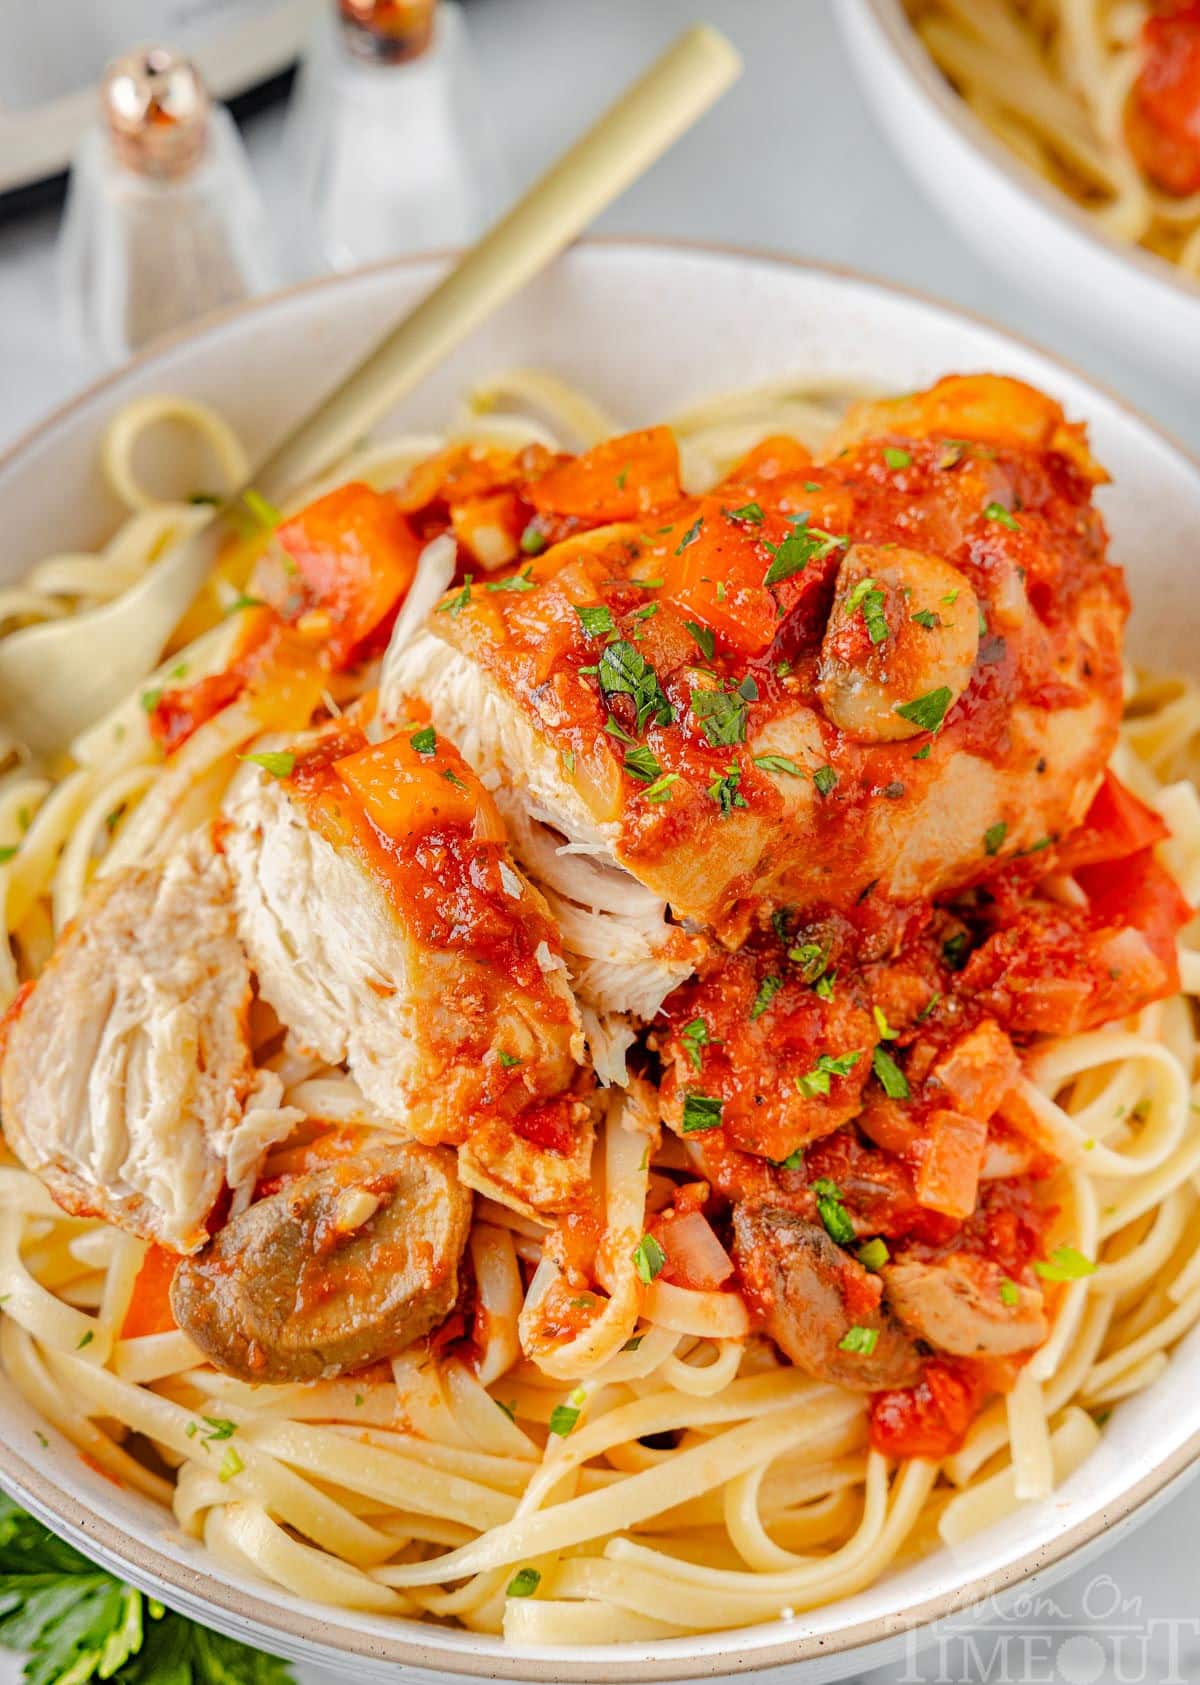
left=1075, top=847, right=1192, bottom=981
left=659, top=497, right=778, bottom=656
left=513, top=1099, right=580, bottom=1156
left=1055, top=770, right=1169, bottom=871
left=915, top=1109, right=987, bottom=1221
left=527, top=427, right=681, bottom=521
left=1128, top=2, right=1200, bottom=195
left=869, top=1356, right=990, bottom=1459
left=120, top=1244, right=179, bottom=1339
left=277, top=483, right=421, bottom=667
left=335, top=731, right=480, bottom=838
left=719, top=434, right=813, bottom=485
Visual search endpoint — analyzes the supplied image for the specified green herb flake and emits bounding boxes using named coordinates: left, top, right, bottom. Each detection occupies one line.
left=838, top=1324, right=879, bottom=1355
left=507, top=1567, right=541, bottom=1598
left=76, top=1331, right=94, bottom=1350
left=644, top=771, right=680, bottom=804
left=436, top=576, right=474, bottom=618
left=498, top=1051, right=522, bottom=1070
left=813, top=765, right=838, bottom=797
left=140, top=687, right=162, bottom=713
left=576, top=602, right=616, bottom=638
left=708, top=762, right=747, bottom=816
left=912, top=743, right=932, bottom=761
left=218, top=1446, right=245, bottom=1482
left=857, top=1238, right=889, bottom=1271
left=443, top=768, right=469, bottom=791
left=0, top=847, right=17, bottom=865
left=753, top=753, right=804, bottom=776
left=797, top=1050, right=862, bottom=1100
left=762, top=518, right=847, bottom=587
left=725, top=501, right=764, bottom=526
left=911, top=609, right=940, bottom=629
left=847, top=575, right=889, bottom=645
left=683, top=619, right=715, bottom=660
left=872, top=1045, right=910, bottom=1100
left=202, top=1417, right=237, bottom=1442
left=984, top=820, right=1008, bottom=856
left=520, top=522, right=547, bottom=556
left=999, top=1278, right=1020, bottom=1307
left=595, top=640, right=673, bottom=732
left=242, top=488, right=283, bottom=529
left=675, top=516, right=704, bottom=555
left=605, top=715, right=635, bottom=744
left=681, top=1092, right=724, bottom=1133
left=984, top=501, right=1021, bottom=532
left=240, top=750, right=296, bottom=779
left=883, top=447, right=912, bottom=470
left=750, top=974, right=784, bottom=1020
left=623, top=744, right=663, bottom=784
left=633, top=1233, right=667, bottom=1284
left=872, top=1005, right=898, bottom=1040
left=691, top=687, right=750, bottom=747
left=410, top=725, right=437, bottom=756
left=548, top=1403, right=580, bottom=1437
left=679, top=1018, right=717, bottom=1072
left=1034, top=1245, right=1097, bottom=1282
left=486, top=565, right=535, bottom=594
left=893, top=686, right=953, bottom=734
left=812, top=1177, right=857, bottom=1245
left=942, top=931, right=970, bottom=972
left=770, top=1148, right=805, bottom=1171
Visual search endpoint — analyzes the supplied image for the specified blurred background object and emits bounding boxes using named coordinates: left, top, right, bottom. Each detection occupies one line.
left=284, top=0, right=504, bottom=272
left=58, top=47, right=279, bottom=365
left=0, top=0, right=309, bottom=210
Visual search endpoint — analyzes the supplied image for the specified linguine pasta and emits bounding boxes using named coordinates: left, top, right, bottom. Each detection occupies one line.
left=0, top=376, right=1197, bottom=1644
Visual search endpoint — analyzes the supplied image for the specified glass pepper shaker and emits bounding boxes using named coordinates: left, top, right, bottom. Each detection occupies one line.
left=58, top=47, right=280, bottom=368
left=284, top=0, right=507, bottom=275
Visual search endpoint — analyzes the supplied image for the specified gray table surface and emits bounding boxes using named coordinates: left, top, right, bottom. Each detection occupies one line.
left=1, top=2, right=1198, bottom=1681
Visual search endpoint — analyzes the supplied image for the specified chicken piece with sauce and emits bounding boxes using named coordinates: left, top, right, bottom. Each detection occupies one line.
left=380, top=375, right=1127, bottom=996
left=221, top=711, right=593, bottom=1218
left=0, top=838, right=294, bottom=1254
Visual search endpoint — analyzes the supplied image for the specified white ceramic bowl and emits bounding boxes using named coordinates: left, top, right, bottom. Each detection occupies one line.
left=837, top=0, right=1200, bottom=383
left=2, top=241, right=1199, bottom=1683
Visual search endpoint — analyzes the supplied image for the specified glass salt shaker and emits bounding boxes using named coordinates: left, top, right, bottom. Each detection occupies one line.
left=284, top=0, right=507, bottom=275
left=59, top=47, right=280, bottom=367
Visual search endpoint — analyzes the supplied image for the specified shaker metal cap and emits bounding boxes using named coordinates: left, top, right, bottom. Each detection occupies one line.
left=102, top=47, right=210, bottom=180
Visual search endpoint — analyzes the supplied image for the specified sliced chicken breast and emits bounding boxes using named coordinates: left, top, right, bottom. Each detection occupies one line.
left=221, top=713, right=593, bottom=1215
left=0, top=837, right=283, bottom=1253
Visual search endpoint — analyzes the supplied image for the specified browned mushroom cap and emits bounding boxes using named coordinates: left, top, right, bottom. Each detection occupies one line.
left=883, top=1252, right=1047, bottom=1357
left=171, top=1139, right=472, bottom=1383
left=731, top=1204, right=922, bottom=1391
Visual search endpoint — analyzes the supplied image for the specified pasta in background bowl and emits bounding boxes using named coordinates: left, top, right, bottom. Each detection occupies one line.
left=1, top=242, right=1200, bottom=1681
left=838, top=0, right=1200, bottom=383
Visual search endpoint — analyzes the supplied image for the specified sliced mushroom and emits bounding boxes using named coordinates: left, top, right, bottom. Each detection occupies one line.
left=817, top=545, right=980, bottom=743
left=883, top=1252, right=1046, bottom=1356
left=731, top=1205, right=922, bottom=1391
left=170, top=1140, right=472, bottom=1382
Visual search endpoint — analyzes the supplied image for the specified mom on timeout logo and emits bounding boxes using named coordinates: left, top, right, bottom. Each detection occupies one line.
left=891, top=1574, right=1200, bottom=1683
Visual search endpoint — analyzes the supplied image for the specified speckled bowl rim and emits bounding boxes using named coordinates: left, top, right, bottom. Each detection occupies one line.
left=0, top=238, right=1199, bottom=1680
left=859, top=0, right=1200, bottom=307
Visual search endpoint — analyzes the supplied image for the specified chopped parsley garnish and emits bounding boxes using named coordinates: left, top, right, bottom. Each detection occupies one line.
left=838, top=1325, right=878, bottom=1355
left=893, top=686, right=953, bottom=734
left=984, top=820, right=1007, bottom=856
left=498, top=1051, right=522, bottom=1069
left=872, top=1005, right=898, bottom=1040
left=872, top=1046, right=910, bottom=1100
left=813, top=765, right=838, bottom=797
left=595, top=640, right=673, bottom=731
left=814, top=971, right=836, bottom=1000
left=915, top=991, right=942, bottom=1022
left=410, top=726, right=436, bottom=755
left=762, top=517, right=847, bottom=587
left=788, top=941, right=829, bottom=985
left=708, top=762, right=747, bottom=816
left=675, top=516, right=704, bottom=555
left=725, top=501, right=764, bottom=525
left=633, top=1233, right=667, bottom=1283
left=218, top=1446, right=244, bottom=1482
left=942, top=932, right=971, bottom=971
left=679, top=1018, right=718, bottom=1072
left=443, top=768, right=468, bottom=790
left=436, top=576, right=473, bottom=617
left=201, top=1417, right=236, bottom=1442
left=615, top=467, right=629, bottom=489
left=681, top=1092, right=724, bottom=1132
left=983, top=501, right=1021, bottom=531
left=623, top=744, right=663, bottom=784
left=223, top=592, right=265, bottom=615
left=750, top=975, right=784, bottom=1020
left=857, top=1238, right=889, bottom=1271
left=644, top=772, right=679, bottom=803
left=605, top=715, right=635, bottom=744
left=691, top=686, right=750, bottom=747
left=883, top=447, right=911, bottom=470
left=1034, top=1245, right=1096, bottom=1282
left=622, top=1334, right=644, bottom=1352
left=847, top=576, right=889, bottom=645
left=576, top=602, right=615, bottom=638
left=796, top=1050, right=862, bottom=1099
left=999, top=1278, right=1020, bottom=1307
left=77, top=1331, right=94, bottom=1350
left=242, top=488, right=282, bottom=529
left=812, top=1177, right=856, bottom=1245
left=140, top=687, right=162, bottom=713
left=684, top=620, right=715, bottom=660
left=520, top=521, right=547, bottom=555
left=912, top=743, right=932, bottom=761
left=486, top=565, right=535, bottom=594
left=770, top=1148, right=805, bottom=1171
left=753, top=753, right=803, bottom=776
left=911, top=608, right=940, bottom=629
left=942, top=588, right=960, bottom=606
left=240, top=751, right=295, bottom=779
left=632, top=602, right=659, bottom=624
left=507, top=1568, right=541, bottom=1597
left=0, top=847, right=16, bottom=865
left=548, top=1403, right=581, bottom=1437
left=632, top=576, right=664, bottom=589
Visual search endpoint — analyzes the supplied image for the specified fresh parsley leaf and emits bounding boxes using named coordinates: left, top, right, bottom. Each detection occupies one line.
left=872, top=1046, right=910, bottom=1100
left=893, top=686, right=952, bottom=734
left=140, top=688, right=162, bottom=714
left=910, top=609, right=940, bottom=630
left=883, top=447, right=911, bottom=470
left=595, top=641, right=672, bottom=732
left=813, top=765, right=838, bottom=797
left=812, top=1177, right=856, bottom=1245
left=623, top=744, right=662, bottom=784
left=675, top=516, right=704, bottom=555
left=679, top=1018, right=717, bottom=1072
left=643, top=772, right=679, bottom=803
left=681, top=1092, right=724, bottom=1133
left=724, top=502, right=764, bottom=525
left=770, top=1148, right=805, bottom=1171
left=847, top=576, right=889, bottom=645
left=605, top=715, right=636, bottom=744
left=753, top=753, right=803, bottom=776
left=498, top=1051, right=521, bottom=1069
left=838, top=1325, right=878, bottom=1355
left=707, top=762, right=747, bottom=816
left=436, top=576, right=473, bottom=618
left=796, top=1051, right=862, bottom=1100
left=788, top=941, right=829, bottom=986
left=633, top=1233, right=667, bottom=1283
left=0, top=847, right=15, bottom=865
left=857, top=1238, right=889, bottom=1271
left=239, top=751, right=295, bottom=779
left=999, top=1278, right=1020, bottom=1307
left=762, top=517, right=846, bottom=587
left=942, top=931, right=971, bottom=971
left=485, top=565, right=535, bottom=594
left=1034, top=1245, right=1096, bottom=1282
left=576, top=603, right=615, bottom=638
left=983, top=501, right=1020, bottom=532
left=507, top=1568, right=541, bottom=1598
left=410, top=726, right=436, bottom=756
left=912, top=743, right=932, bottom=760
left=519, top=522, right=547, bottom=556
left=984, top=820, right=1007, bottom=856
left=750, top=975, right=784, bottom=1020
left=548, top=1403, right=581, bottom=1437
left=691, top=687, right=749, bottom=747
left=683, top=620, right=715, bottom=661
left=915, top=991, right=942, bottom=1023
left=442, top=768, right=468, bottom=791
